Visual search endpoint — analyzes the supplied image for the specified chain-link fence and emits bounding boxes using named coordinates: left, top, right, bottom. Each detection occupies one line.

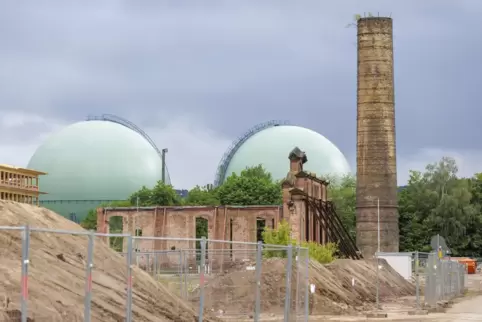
left=0, top=226, right=309, bottom=322
left=130, top=236, right=310, bottom=321
left=413, top=251, right=466, bottom=308
left=423, top=253, right=466, bottom=307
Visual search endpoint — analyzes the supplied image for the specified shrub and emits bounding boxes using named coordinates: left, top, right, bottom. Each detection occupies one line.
left=262, top=220, right=296, bottom=258
left=261, top=220, right=338, bottom=264
left=300, top=241, right=337, bottom=264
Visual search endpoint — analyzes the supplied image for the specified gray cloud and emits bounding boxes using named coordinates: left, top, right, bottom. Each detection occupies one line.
left=1, top=1, right=481, bottom=187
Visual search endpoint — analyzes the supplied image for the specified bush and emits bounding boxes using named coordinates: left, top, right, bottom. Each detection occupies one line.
left=261, top=220, right=337, bottom=264
left=262, top=220, right=296, bottom=258
left=300, top=241, right=337, bottom=264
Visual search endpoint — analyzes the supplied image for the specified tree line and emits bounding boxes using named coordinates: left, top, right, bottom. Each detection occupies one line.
left=81, top=157, right=482, bottom=257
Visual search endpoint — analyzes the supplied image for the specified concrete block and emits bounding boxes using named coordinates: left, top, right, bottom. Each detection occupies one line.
left=366, top=312, right=388, bottom=318
left=408, top=309, right=428, bottom=315
left=427, top=307, right=446, bottom=313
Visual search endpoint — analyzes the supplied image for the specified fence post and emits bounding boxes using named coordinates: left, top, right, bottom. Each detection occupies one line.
left=181, top=250, right=188, bottom=300
left=254, top=241, right=263, bottom=322
left=178, top=250, right=184, bottom=299
left=376, top=253, right=380, bottom=310
left=84, top=230, right=95, bottom=322
left=153, top=252, right=158, bottom=278
left=125, top=235, right=133, bottom=322
left=21, top=225, right=30, bottom=322
left=198, top=237, right=206, bottom=322
left=441, top=259, right=445, bottom=301
left=304, top=248, right=309, bottom=322
left=294, top=246, right=300, bottom=318
left=415, top=251, right=420, bottom=309
left=284, top=244, right=293, bottom=322
left=448, top=261, right=452, bottom=298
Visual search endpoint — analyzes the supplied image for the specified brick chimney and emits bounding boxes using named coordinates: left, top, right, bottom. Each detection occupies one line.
left=288, top=147, right=307, bottom=174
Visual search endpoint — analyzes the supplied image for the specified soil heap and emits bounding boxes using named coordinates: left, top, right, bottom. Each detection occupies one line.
left=0, top=200, right=219, bottom=322
left=200, top=256, right=415, bottom=316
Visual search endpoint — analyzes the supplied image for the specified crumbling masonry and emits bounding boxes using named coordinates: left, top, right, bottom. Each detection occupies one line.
left=97, top=147, right=359, bottom=259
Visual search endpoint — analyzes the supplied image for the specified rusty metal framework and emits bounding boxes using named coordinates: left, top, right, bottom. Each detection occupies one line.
left=302, top=194, right=361, bottom=260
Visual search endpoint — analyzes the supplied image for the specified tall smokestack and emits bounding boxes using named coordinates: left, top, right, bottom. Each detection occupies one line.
left=356, top=17, right=399, bottom=257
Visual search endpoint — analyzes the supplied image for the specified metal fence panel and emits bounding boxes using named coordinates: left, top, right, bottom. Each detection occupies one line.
left=413, top=251, right=430, bottom=309
left=294, top=246, right=309, bottom=322
left=93, top=233, right=129, bottom=322
left=423, top=252, right=466, bottom=307
left=0, top=226, right=24, bottom=321
left=0, top=226, right=309, bottom=322
left=131, top=236, right=309, bottom=321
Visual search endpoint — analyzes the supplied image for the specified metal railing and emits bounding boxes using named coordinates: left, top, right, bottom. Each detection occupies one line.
left=0, top=225, right=309, bottom=322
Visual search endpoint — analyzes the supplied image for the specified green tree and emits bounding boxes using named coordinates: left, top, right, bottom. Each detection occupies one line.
left=398, top=170, right=435, bottom=252
left=239, top=164, right=275, bottom=181
left=128, top=186, right=152, bottom=206
left=458, top=173, right=482, bottom=256
left=184, top=185, right=220, bottom=206
left=80, top=200, right=131, bottom=230
left=399, top=157, right=479, bottom=255
left=327, top=174, right=356, bottom=240
left=217, top=165, right=282, bottom=205
left=129, top=181, right=181, bottom=206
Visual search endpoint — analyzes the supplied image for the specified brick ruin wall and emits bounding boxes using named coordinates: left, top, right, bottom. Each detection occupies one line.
left=356, top=17, right=399, bottom=257
left=97, top=205, right=282, bottom=268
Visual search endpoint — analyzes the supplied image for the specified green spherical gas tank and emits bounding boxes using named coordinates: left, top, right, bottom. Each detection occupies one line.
left=28, top=120, right=164, bottom=221
left=220, top=125, right=351, bottom=184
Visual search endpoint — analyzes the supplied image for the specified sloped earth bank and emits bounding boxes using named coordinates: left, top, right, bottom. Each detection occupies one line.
left=199, top=257, right=415, bottom=317
left=310, top=259, right=415, bottom=314
left=0, top=201, right=220, bottom=322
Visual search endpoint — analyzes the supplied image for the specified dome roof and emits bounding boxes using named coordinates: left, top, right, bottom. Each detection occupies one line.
left=28, top=120, right=164, bottom=201
left=219, top=124, right=351, bottom=183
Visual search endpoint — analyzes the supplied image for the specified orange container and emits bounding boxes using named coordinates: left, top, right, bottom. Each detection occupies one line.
left=455, top=258, right=476, bottom=274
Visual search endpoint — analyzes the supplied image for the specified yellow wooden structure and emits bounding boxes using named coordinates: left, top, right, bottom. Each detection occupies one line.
left=0, top=164, right=47, bottom=206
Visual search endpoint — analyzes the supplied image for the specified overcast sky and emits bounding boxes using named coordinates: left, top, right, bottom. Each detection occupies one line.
left=1, top=1, right=481, bottom=189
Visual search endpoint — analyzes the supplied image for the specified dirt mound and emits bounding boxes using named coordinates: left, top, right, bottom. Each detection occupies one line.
left=201, top=257, right=415, bottom=316
left=0, top=200, right=219, bottom=322
left=310, top=259, right=415, bottom=314
left=201, top=258, right=287, bottom=315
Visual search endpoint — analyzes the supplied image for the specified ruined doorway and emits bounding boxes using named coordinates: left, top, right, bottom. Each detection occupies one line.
left=109, top=216, right=123, bottom=252
left=256, top=218, right=266, bottom=243
left=196, top=217, right=208, bottom=262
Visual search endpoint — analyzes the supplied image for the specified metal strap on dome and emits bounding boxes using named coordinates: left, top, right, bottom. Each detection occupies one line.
left=213, top=120, right=290, bottom=187
left=86, top=114, right=171, bottom=184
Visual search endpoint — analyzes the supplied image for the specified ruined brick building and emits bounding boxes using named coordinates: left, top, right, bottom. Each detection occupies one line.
left=96, top=147, right=359, bottom=259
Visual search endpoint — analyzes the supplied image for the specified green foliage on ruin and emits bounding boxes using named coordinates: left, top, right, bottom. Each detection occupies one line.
left=184, top=185, right=220, bottom=206
left=262, top=220, right=338, bottom=264
left=217, top=165, right=282, bottom=205
left=130, top=181, right=182, bottom=206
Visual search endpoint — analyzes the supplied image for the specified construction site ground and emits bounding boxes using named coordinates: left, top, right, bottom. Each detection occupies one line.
left=301, top=271, right=482, bottom=321
left=1, top=199, right=478, bottom=321
left=0, top=200, right=221, bottom=322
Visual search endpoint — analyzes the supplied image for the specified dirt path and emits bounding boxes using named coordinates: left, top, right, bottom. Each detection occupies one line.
left=442, top=295, right=482, bottom=321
